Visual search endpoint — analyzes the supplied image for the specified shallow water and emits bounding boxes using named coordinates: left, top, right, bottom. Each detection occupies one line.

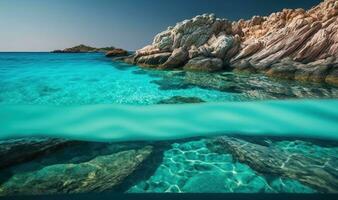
left=0, top=53, right=239, bottom=105
left=0, top=53, right=337, bottom=105
left=0, top=53, right=337, bottom=194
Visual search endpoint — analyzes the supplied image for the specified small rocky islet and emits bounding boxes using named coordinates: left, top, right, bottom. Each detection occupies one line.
left=51, top=44, right=129, bottom=56
left=119, top=0, right=338, bottom=86
left=51, top=44, right=116, bottom=53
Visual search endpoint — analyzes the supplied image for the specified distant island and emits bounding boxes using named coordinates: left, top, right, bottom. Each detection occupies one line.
left=51, top=44, right=129, bottom=58
left=51, top=44, right=115, bottom=53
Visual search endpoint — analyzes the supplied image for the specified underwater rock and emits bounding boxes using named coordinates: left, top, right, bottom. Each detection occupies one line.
left=127, top=0, right=338, bottom=86
left=157, top=96, right=205, bottom=104
left=129, top=139, right=314, bottom=193
left=151, top=74, right=193, bottom=90
left=0, top=137, right=72, bottom=170
left=183, top=56, right=223, bottom=72
left=51, top=44, right=115, bottom=53
left=209, top=137, right=338, bottom=193
left=105, top=48, right=129, bottom=57
left=0, top=146, right=153, bottom=196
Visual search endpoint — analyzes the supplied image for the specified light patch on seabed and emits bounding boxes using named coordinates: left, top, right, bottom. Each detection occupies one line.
left=0, top=99, right=338, bottom=142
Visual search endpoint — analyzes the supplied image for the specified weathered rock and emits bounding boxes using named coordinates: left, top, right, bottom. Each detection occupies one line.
left=105, top=48, right=128, bottom=57
left=112, top=54, right=135, bottom=63
left=127, top=0, right=338, bottom=85
left=208, top=34, right=234, bottom=59
left=231, top=40, right=263, bottom=62
left=0, top=146, right=153, bottom=196
left=161, top=47, right=188, bottom=69
left=209, top=137, right=338, bottom=193
left=157, top=96, right=205, bottom=104
left=136, top=52, right=172, bottom=68
left=0, top=138, right=72, bottom=170
left=188, top=45, right=200, bottom=58
left=266, top=58, right=298, bottom=80
left=183, top=56, right=223, bottom=72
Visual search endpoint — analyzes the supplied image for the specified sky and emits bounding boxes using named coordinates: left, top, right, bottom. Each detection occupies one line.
left=0, top=0, right=321, bottom=52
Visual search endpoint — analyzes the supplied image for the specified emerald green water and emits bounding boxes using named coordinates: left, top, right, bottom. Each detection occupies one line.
left=0, top=53, right=337, bottom=194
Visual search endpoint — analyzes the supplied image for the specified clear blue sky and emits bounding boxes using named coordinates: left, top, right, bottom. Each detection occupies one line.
left=0, top=0, right=321, bottom=52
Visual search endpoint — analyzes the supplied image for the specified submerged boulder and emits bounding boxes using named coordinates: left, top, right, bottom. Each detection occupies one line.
left=183, top=56, right=223, bottom=72
left=0, top=146, right=153, bottom=196
left=209, top=137, right=338, bottom=193
left=157, top=96, right=205, bottom=104
left=0, top=137, right=72, bottom=170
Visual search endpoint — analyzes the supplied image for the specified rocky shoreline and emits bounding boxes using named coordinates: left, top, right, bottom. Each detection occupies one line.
left=120, top=0, right=338, bottom=86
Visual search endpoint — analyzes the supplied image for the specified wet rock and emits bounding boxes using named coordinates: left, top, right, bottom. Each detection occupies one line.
left=0, top=146, right=153, bottom=196
left=183, top=56, right=223, bottom=72
left=231, top=59, right=256, bottom=73
left=266, top=59, right=298, bottom=80
left=117, top=54, right=137, bottom=64
left=0, top=138, right=72, bottom=170
left=326, top=66, right=338, bottom=85
left=295, top=65, right=330, bottom=82
left=105, top=48, right=128, bottom=57
left=157, top=96, right=205, bottom=104
left=209, top=137, right=338, bottom=193
left=136, top=52, right=172, bottom=68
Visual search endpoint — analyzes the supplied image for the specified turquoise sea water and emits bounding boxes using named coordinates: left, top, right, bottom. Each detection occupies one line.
left=0, top=53, right=337, bottom=194
left=0, top=53, right=240, bottom=105
left=1, top=53, right=337, bottom=105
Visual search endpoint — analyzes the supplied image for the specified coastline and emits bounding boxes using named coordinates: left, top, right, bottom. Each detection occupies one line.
left=117, top=0, right=338, bottom=86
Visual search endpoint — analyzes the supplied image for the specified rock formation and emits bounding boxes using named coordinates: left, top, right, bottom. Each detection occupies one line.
left=105, top=48, right=129, bottom=57
left=157, top=96, right=205, bottom=104
left=208, top=137, right=338, bottom=193
left=51, top=44, right=116, bottom=53
left=0, top=146, right=153, bottom=196
left=124, top=0, right=338, bottom=86
left=0, top=138, right=72, bottom=170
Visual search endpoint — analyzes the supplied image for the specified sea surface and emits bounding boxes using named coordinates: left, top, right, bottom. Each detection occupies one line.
left=0, top=52, right=337, bottom=194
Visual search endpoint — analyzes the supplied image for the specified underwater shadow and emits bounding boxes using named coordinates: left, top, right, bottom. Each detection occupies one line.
left=111, top=142, right=171, bottom=192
